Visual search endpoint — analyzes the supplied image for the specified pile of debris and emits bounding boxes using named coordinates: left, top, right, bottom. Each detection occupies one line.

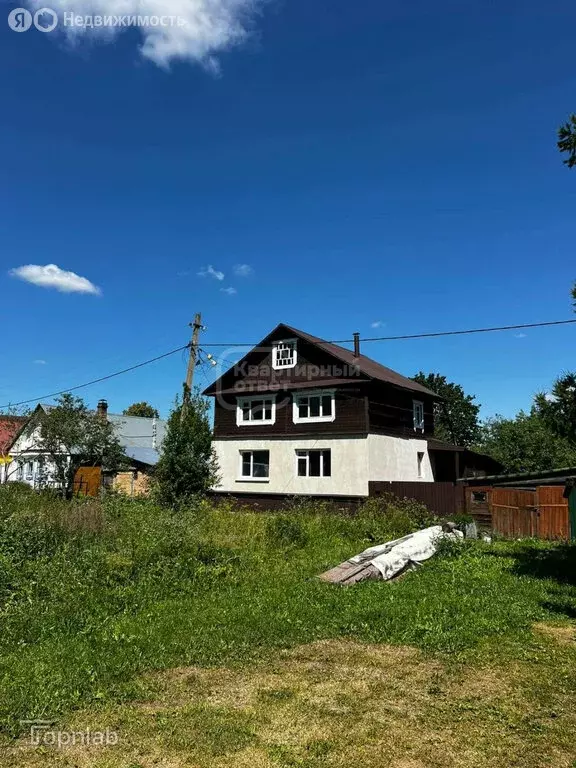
left=318, top=523, right=464, bottom=586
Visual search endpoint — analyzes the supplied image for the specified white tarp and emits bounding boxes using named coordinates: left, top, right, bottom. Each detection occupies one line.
left=319, top=525, right=463, bottom=585
left=352, top=525, right=463, bottom=581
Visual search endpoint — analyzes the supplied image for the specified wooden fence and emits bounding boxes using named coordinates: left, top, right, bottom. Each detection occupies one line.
left=369, top=481, right=465, bottom=518
left=467, top=485, right=570, bottom=540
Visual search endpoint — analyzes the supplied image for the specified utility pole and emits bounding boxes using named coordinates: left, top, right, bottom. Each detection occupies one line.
left=181, top=312, right=203, bottom=423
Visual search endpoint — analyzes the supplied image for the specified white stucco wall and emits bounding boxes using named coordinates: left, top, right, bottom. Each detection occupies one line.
left=213, top=432, right=435, bottom=497
left=368, top=433, right=432, bottom=482
left=212, top=436, right=370, bottom=497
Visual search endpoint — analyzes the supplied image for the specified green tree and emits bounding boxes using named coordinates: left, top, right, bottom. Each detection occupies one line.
left=123, top=401, right=159, bottom=418
left=558, top=115, right=576, bottom=168
left=475, top=411, right=576, bottom=474
left=533, top=372, right=576, bottom=444
left=153, top=391, right=218, bottom=508
left=33, top=394, right=125, bottom=497
left=412, top=372, right=481, bottom=446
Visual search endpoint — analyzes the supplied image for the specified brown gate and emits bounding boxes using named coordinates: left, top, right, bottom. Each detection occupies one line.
left=73, top=466, right=102, bottom=497
left=490, top=486, right=569, bottom=540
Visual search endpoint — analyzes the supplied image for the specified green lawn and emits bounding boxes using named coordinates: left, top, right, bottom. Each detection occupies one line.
left=1, top=485, right=576, bottom=767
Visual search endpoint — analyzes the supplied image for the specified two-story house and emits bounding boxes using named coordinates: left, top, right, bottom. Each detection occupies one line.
left=204, top=323, right=497, bottom=505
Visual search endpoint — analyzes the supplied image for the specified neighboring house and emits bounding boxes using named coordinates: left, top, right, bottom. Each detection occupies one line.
left=4, top=400, right=166, bottom=495
left=0, top=415, right=28, bottom=483
left=203, top=323, right=498, bottom=505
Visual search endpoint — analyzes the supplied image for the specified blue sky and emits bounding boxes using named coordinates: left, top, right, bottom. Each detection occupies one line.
left=1, top=0, right=575, bottom=420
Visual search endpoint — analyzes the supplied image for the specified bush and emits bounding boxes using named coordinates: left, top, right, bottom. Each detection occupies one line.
left=356, top=493, right=438, bottom=543
left=266, top=515, right=308, bottom=549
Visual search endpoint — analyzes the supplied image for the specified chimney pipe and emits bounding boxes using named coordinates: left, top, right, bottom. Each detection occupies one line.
left=353, top=332, right=360, bottom=358
left=97, top=399, right=108, bottom=420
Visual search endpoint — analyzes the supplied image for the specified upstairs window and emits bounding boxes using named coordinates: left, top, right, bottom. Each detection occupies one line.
left=296, top=449, right=331, bottom=477
left=237, top=396, right=276, bottom=426
left=272, top=339, right=297, bottom=370
left=240, top=450, right=270, bottom=480
left=293, top=390, right=335, bottom=423
left=413, top=400, right=425, bottom=432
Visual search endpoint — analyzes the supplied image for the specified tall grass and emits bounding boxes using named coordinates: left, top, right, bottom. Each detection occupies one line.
left=0, top=485, right=575, bottom=736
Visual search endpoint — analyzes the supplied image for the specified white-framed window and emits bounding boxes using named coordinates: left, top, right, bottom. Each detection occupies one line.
left=417, top=451, right=425, bottom=478
left=293, top=390, right=336, bottom=424
left=239, top=450, right=270, bottom=481
left=236, top=395, right=276, bottom=426
left=25, top=460, right=34, bottom=480
left=413, top=400, right=425, bottom=431
left=272, top=339, right=297, bottom=370
left=296, top=449, right=331, bottom=477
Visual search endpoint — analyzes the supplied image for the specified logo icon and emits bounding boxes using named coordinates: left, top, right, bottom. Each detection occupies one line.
left=8, top=8, right=32, bottom=31
left=34, top=7, right=57, bottom=31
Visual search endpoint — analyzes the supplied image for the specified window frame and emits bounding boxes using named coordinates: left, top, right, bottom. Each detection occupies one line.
left=238, top=450, right=270, bottom=482
left=417, top=451, right=425, bottom=479
left=413, top=400, right=425, bottom=432
left=271, top=338, right=297, bottom=371
left=236, top=395, right=277, bottom=427
left=293, top=389, right=336, bottom=424
left=295, top=449, right=332, bottom=478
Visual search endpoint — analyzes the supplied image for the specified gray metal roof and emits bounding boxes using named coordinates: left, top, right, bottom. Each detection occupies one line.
left=35, top=405, right=167, bottom=459
left=107, top=414, right=166, bottom=450
left=123, top=446, right=161, bottom=466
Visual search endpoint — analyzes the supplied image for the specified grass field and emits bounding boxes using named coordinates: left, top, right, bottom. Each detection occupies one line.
left=1, top=485, right=576, bottom=767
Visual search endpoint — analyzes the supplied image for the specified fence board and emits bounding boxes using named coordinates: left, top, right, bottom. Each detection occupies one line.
left=369, top=481, right=465, bottom=517
left=488, top=486, right=569, bottom=540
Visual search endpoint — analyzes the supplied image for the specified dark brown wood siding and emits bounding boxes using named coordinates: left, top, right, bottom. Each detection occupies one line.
left=369, top=481, right=465, bottom=517
left=367, top=381, right=435, bottom=438
left=213, top=387, right=368, bottom=438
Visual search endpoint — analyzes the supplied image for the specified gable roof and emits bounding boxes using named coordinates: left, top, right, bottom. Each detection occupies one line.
left=203, top=323, right=440, bottom=398
left=0, top=416, right=27, bottom=454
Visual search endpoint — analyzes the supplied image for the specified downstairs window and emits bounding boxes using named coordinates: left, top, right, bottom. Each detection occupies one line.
left=296, top=449, right=331, bottom=477
left=240, top=450, right=270, bottom=480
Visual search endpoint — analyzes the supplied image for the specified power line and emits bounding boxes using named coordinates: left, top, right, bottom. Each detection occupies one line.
left=200, top=318, right=576, bottom=347
left=3, top=317, right=576, bottom=411
left=0, top=344, right=189, bottom=410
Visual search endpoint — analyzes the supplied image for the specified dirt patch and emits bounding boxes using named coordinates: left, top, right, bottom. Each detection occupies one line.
left=534, top=622, right=576, bottom=645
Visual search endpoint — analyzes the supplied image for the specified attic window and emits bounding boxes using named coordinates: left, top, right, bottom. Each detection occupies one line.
left=272, top=339, right=297, bottom=370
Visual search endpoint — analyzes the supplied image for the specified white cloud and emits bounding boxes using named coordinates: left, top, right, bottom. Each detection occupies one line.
left=33, top=360, right=47, bottom=365
left=371, top=320, right=385, bottom=329
left=9, top=264, right=101, bottom=295
left=198, top=265, right=225, bottom=281
left=233, top=263, right=253, bottom=277
left=220, top=286, right=237, bottom=295
left=544, top=393, right=558, bottom=402
left=514, top=333, right=527, bottom=339
left=26, top=0, right=267, bottom=69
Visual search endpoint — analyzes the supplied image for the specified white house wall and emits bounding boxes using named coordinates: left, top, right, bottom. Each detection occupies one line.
left=4, top=423, right=61, bottom=487
left=212, top=436, right=370, bottom=497
left=368, top=433, right=432, bottom=482
left=213, top=433, right=434, bottom=497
